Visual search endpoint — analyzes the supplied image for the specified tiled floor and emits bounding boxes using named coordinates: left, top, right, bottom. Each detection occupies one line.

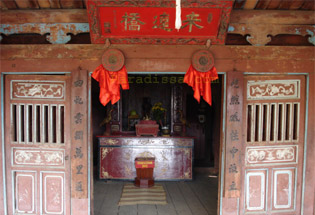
left=93, top=173, right=218, bottom=215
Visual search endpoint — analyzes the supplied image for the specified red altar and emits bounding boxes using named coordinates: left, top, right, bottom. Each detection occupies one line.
left=98, top=136, right=193, bottom=180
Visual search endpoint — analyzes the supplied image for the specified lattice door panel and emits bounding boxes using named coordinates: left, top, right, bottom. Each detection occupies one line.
left=241, top=76, right=306, bottom=214
left=4, top=75, right=71, bottom=215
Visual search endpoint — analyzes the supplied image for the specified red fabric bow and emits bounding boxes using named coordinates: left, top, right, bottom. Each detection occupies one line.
left=184, top=65, right=218, bottom=106
left=92, top=65, right=129, bottom=106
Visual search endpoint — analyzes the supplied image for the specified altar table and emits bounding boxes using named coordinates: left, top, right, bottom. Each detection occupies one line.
left=98, top=136, right=194, bottom=180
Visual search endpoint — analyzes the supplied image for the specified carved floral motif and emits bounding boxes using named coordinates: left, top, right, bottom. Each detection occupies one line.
left=136, top=151, right=155, bottom=158
left=14, top=149, right=64, bottom=166
left=124, top=166, right=132, bottom=177
left=138, top=139, right=155, bottom=145
left=246, top=146, right=297, bottom=165
left=247, top=80, right=300, bottom=100
left=47, top=180, right=61, bottom=206
left=102, top=167, right=112, bottom=178
left=105, top=139, right=119, bottom=145
left=12, top=81, right=65, bottom=99
left=182, top=148, right=191, bottom=157
left=101, top=148, right=114, bottom=160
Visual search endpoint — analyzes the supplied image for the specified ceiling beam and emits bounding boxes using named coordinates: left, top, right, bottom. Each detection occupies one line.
left=243, top=0, right=259, bottom=9
left=230, top=10, right=314, bottom=25
left=0, top=9, right=314, bottom=25
left=0, top=9, right=88, bottom=24
left=0, top=45, right=313, bottom=74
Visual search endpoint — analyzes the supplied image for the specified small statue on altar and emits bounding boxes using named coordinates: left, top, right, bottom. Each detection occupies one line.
left=142, top=97, right=152, bottom=119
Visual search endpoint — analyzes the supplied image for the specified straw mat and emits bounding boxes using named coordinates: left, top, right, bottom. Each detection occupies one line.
left=118, top=184, right=167, bottom=206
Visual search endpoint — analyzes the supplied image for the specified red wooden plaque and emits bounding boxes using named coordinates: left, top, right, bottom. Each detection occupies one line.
left=86, top=0, right=233, bottom=45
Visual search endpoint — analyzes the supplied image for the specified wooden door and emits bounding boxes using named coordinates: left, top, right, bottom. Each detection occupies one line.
left=241, top=75, right=306, bottom=214
left=4, top=75, right=71, bottom=215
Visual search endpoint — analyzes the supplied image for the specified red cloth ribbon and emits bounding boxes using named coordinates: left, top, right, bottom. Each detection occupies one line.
left=92, top=65, right=129, bottom=106
left=184, top=65, right=218, bottom=106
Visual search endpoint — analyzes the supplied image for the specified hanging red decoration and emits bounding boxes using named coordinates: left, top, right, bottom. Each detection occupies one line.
left=184, top=50, right=218, bottom=106
left=92, top=49, right=129, bottom=106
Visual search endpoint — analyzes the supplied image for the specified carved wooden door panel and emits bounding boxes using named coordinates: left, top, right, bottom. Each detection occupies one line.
left=241, top=75, right=306, bottom=214
left=4, top=75, right=71, bottom=215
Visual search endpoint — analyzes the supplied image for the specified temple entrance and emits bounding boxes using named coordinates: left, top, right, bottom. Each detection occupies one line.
left=91, top=73, right=224, bottom=215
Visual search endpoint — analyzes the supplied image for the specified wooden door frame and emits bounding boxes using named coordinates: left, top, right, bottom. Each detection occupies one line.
left=88, top=71, right=227, bottom=215
left=0, top=71, right=71, bottom=215
left=240, top=72, right=310, bottom=214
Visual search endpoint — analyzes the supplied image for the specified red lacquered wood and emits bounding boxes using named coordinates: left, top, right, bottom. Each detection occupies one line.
left=98, top=136, right=193, bottom=180
left=86, top=0, right=233, bottom=45
left=134, top=178, right=154, bottom=188
left=135, top=120, right=159, bottom=137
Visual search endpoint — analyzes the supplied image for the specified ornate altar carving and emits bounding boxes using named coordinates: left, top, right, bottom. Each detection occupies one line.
left=98, top=136, right=193, bottom=180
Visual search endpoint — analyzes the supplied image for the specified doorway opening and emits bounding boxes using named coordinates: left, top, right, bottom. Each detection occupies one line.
left=91, top=73, right=224, bottom=215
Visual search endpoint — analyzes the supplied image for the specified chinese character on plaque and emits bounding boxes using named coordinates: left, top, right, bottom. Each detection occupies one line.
left=121, top=12, right=146, bottom=31
left=153, top=12, right=172, bottom=32
left=182, top=12, right=204, bottom=32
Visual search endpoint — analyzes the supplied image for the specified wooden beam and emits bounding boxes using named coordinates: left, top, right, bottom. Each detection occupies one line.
left=49, top=0, right=61, bottom=8
left=243, top=0, right=259, bottom=9
left=0, top=0, right=7, bottom=9
left=60, top=0, right=83, bottom=9
left=1, top=9, right=313, bottom=25
left=1, top=57, right=313, bottom=75
left=14, top=0, right=39, bottom=9
left=230, top=10, right=315, bottom=25
left=266, top=0, right=282, bottom=9
left=37, top=0, right=51, bottom=9
left=289, top=0, right=304, bottom=9
left=1, top=0, right=17, bottom=9
left=1, top=45, right=313, bottom=61
left=0, top=9, right=88, bottom=23
left=255, top=0, right=271, bottom=9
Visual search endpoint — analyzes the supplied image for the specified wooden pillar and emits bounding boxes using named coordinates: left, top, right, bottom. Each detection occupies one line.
left=70, top=68, right=90, bottom=214
left=222, top=71, right=244, bottom=214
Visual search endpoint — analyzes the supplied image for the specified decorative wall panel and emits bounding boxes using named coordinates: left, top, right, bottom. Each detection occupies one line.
left=41, top=172, right=65, bottom=215
left=14, top=171, right=36, bottom=214
left=271, top=168, right=296, bottom=211
left=246, top=145, right=298, bottom=166
left=245, top=170, right=267, bottom=212
left=12, top=148, right=65, bottom=167
left=247, top=80, right=300, bottom=100
left=11, top=80, right=65, bottom=100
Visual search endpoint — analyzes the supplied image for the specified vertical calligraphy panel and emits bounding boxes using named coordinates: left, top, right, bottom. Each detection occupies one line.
left=225, top=71, right=243, bottom=198
left=71, top=69, right=88, bottom=200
